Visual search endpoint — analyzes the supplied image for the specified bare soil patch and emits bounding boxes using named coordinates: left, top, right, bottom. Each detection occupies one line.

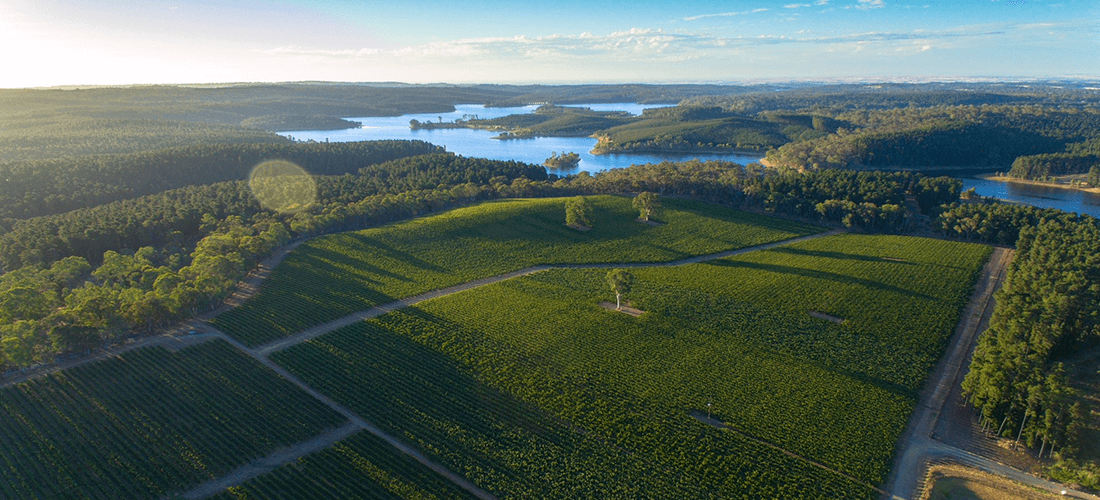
left=599, top=301, right=644, bottom=317
left=922, top=463, right=1061, bottom=500
left=809, top=311, right=845, bottom=324
left=565, top=223, right=592, bottom=231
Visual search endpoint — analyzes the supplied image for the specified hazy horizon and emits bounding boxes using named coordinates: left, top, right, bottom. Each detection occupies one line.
left=3, top=0, right=1098, bottom=89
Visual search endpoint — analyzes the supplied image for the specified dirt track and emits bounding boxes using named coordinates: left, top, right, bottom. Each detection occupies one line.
left=183, top=229, right=848, bottom=498
left=882, top=247, right=1098, bottom=500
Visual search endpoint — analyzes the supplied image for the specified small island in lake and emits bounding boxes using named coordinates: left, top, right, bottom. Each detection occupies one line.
left=544, top=151, right=581, bottom=169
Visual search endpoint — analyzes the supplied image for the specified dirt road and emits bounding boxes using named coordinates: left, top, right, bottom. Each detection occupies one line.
left=882, top=247, right=1097, bottom=500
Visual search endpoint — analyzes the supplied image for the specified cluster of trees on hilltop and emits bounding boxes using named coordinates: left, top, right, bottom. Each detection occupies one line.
left=765, top=105, right=1100, bottom=171
left=593, top=112, right=793, bottom=153
left=468, top=105, right=635, bottom=138
left=962, top=216, right=1100, bottom=459
left=0, top=140, right=444, bottom=219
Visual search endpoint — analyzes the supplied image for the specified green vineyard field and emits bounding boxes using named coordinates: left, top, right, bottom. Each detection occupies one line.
left=270, top=234, right=989, bottom=498
left=0, top=340, right=345, bottom=500
left=213, top=195, right=820, bottom=346
left=273, top=315, right=878, bottom=499
left=210, top=430, right=479, bottom=500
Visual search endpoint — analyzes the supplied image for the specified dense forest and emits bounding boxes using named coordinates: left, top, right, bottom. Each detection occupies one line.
left=0, top=118, right=287, bottom=162
left=239, top=114, right=363, bottom=132
left=1008, top=137, right=1100, bottom=180
left=0, top=140, right=444, bottom=220
left=765, top=105, right=1100, bottom=171
left=0, top=153, right=546, bottom=271
left=962, top=216, right=1099, bottom=463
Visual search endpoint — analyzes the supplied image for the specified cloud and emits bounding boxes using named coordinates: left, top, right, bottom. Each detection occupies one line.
left=683, top=8, right=768, bottom=21
left=269, top=28, right=723, bottom=65
left=260, top=20, right=1074, bottom=81
left=784, top=3, right=811, bottom=8
left=856, top=0, right=885, bottom=9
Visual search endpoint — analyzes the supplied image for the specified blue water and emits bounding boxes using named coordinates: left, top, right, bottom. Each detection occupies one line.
left=282, top=104, right=1099, bottom=216
left=281, top=104, right=765, bottom=175
left=962, top=177, right=1100, bottom=218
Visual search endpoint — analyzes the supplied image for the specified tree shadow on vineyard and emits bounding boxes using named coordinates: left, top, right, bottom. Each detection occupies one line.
left=705, top=260, right=938, bottom=301
left=768, top=247, right=917, bottom=265
left=344, top=233, right=449, bottom=273
left=279, top=311, right=587, bottom=484
left=300, top=244, right=415, bottom=284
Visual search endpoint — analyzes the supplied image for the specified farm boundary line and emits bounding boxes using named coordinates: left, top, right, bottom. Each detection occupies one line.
left=691, top=411, right=889, bottom=496
left=171, top=328, right=498, bottom=500
left=254, top=228, right=846, bottom=356
left=177, top=421, right=363, bottom=500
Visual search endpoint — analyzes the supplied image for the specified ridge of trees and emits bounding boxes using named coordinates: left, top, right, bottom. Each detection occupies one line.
left=0, top=118, right=287, bottom=162
left=0, top=140, right=444, bottom=220
left=765, top=105, right=1100, bottom=171
left=1008, top=138, right=1100, bottom=180
left=239, top=114, right=363, bottom=132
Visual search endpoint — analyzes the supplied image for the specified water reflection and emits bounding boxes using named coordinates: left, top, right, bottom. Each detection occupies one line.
left=962, top=177, right=1100, bottom=218
left=281, top=104, right=764, bottom=175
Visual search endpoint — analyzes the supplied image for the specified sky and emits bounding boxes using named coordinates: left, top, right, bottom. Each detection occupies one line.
left=1, top=0, right=1097, bottom=88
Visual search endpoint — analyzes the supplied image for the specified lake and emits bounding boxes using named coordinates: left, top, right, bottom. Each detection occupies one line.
left=283, top=104, right=1099, bottom=217
left=281, top=103, right=766, bottom=174
left=962, top=177, right=1100, bottom=218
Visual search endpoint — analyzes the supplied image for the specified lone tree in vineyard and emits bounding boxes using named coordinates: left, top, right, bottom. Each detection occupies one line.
left=565, top=196, right=592, bottom=228
left=606, top=268, right=634, bottom=310
left=633, top=192, right=660, bottom=222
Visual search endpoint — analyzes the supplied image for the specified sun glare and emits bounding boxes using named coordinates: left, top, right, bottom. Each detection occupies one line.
left=248, top=160, right=317, bottom=214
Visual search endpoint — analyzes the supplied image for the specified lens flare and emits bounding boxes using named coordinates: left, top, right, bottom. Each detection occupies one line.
left=248, top=160, right=316, bottom=214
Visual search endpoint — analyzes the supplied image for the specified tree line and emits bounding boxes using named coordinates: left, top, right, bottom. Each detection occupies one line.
left=0, top=152, right=545, bottom=271
left=0, top=140, right=443, bottom=220
left=962, top=216, right=1099, bottom=460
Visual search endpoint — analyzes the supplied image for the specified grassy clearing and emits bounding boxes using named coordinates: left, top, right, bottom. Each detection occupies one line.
left=214, top=195, right=819, bottom=346
left=273, top=234, right=989, bottom=498
left=924, top=464, right=1060, bottom=500
left=0, top=340, right=345, bottom=500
